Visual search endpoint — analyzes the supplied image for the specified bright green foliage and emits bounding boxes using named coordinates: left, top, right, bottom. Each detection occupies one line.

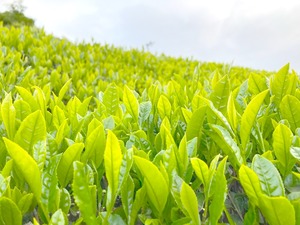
left=0, top=25, right=299, bottom=224
left=134, top=156, right=168, bottom=216
left=3, top=138, right=42, bottom=201
left=0, top=197, right=22, bottom=225
left=180, top=181, right=200, bottom=224
left=72, top=161, right=97, bottom=225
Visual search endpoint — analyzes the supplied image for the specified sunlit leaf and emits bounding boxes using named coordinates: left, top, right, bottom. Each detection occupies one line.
left=157, top=95, right=171, bottom=119
left=239, top=165, right=262, bottom=206
left=252, top=155, right=285, bottom=196
left=280, top=95, right=300, bottom=133
left=259, top=195, right=295, bottom=225
left=57, top=143, right=84, bottom=187
left=14, top=110, right=46, bottom=155
left=134, top=156, right=168, bottom=215
left=273, top=123, right=296, bottom=177
left=180, top=181, right=200, bottom=225
left=240, top=89, right=268, bottom=149
left=3, top=138, right=41, bottom=200
left=123, top=85, right=139, bottom=122
left=73, top=161, right=97, bottom=224
left=0, top=197, right=22, bottom=225
left=1, top=93, right=16, bottom=139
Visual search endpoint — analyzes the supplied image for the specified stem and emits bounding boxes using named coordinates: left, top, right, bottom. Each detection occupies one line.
left=227, top=192, right=243, bottom=221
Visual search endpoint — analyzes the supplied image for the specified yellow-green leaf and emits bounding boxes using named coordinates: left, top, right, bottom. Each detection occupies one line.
left=191, top=157, right=209, bottom=186
left=14, top=110, right=46, bottom=155
left=280, top=95, right=300, bottom=133
left=240, top=89, right=268, bottom=149
left=180, top=181, right=200, bottom=225
left=73, top=161, right=97, bottom=225
left=57, top=143, right=84, bottom=187
left=273, top=123, right=296, bottom=177
left=134, top=156, right=168, bottom=215
left=1, top=93, right=16, bottom=139
left=123, top=85, right=139, bottom=122
left=3, top=138, right=41, bottom=200
left=157, top=95, right=171, bottom=119
left=239, top=165, right=262, bottom=206
left=259, top=195, right=295, bottom=225
left=104, top=130, right=123, bottom=196
left=0, top=197, right=22, bottom=225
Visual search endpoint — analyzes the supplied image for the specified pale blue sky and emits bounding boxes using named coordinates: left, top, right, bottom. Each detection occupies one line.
left=1, top=0, right=300, bottom=72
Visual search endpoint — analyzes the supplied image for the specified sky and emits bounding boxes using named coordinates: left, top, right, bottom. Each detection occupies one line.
left=1, top=0, right=300, bottom=72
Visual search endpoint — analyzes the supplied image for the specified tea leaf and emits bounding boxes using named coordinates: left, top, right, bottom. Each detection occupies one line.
left=280, top=95, right=300, bottom=133
left=134, top=156, right=168, bottom=215
left=57, top=143, right=84, bottom=187
left=252, top=155, right=284, bottom=197
left=73, top=161, right=97, bottom=224
left=3, top=138, right=42, bottom=200
left=0, top=197, right=22, bottom=225
left=240, top=89, right=268, bottom=149
left=180, top=181, right=200, bottom=225
left=14, top=110, right=46, bottom=155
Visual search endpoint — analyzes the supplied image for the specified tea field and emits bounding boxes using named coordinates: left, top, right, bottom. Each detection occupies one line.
left=0, top=24, right=300, bottom=225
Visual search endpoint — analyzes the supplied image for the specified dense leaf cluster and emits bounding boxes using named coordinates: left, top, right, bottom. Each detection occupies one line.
left=0, top=25, right=299, bottom=225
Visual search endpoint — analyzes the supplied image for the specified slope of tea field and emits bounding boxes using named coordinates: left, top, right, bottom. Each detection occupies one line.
left=0, top=24, right=299, bottom=225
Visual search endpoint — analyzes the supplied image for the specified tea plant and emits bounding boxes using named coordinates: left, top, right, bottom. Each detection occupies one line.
left=0, top=24, right=299, bottom=225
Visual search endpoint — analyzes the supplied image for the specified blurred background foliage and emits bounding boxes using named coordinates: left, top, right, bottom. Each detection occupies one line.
left=0, top=0, right=34, bottom=27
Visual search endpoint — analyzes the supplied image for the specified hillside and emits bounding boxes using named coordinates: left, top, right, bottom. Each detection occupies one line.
left=0, top=24, right=299, bottom=225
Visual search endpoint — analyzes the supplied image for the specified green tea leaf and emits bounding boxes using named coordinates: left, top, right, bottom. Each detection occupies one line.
left=134, top=156, right=168, bottom=215
left=103, top=83, right=119, bottom=115
left=49, top=209, right=67, bottom=225
left=130, top=184, right=146, bottom=225
left=57, top=143, right=84, bottom=187
left=17, top=193, right=34, bottom=215
left=186, top=105, right=207, bottom=141
left=157, top=95, right=171, bottom=119
left=259, top=195, right=295, bottom=225
left=0, top=197, right=22, bottom=225
left=42, top=154, right=61, bottom=213
left=3, top=138, right=42, bottom=200
left=180, top=181, right=200, bottom=225
left=210, top=74, right=230, bottom=115
left=14, top=110, right=46, bottom=155
left=209, top=156, right=228, bottom=225
left=248, top=72, right=268, bottom=95
left=239, top=165, right=262, bottom=206
left=52, top=106, right=66, bottom=129
left=123, top=85, right=139, bottom=122
left=270, top=64, right=292, bottom=106
left=280, top=95, right=300, bottom=133
left=1, top=93, right=16, bottom=139
left=0, top=175, right=8, bottom=197
left=191, top=157, right=209, bottom=186
left=208, top=124, right=243, bottom=167
left=252, top=155, right=285, bottom=197
left=73, top=161, right=97, bottom=225
left=104, top=130, right=123, bottom=199
left=14, top=99, right=31, bottom=122
left=290, top=147, right=300, bottom=160
left=273, top=123, right=296, bottom=177
left=82, top=124, right=106, bottom=168
left=59, top=188, right=71, bottom=215
left=121, top=176, right=134, bottom=223
left=58, top=79, right=72, bottom=101
left=139, top=101, right=152, bottom=124
left=240, top=89, right=268, bottom=149
left=16, top=86, right=39, bottom=111
left=227, top=92, right=238, bottom=131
